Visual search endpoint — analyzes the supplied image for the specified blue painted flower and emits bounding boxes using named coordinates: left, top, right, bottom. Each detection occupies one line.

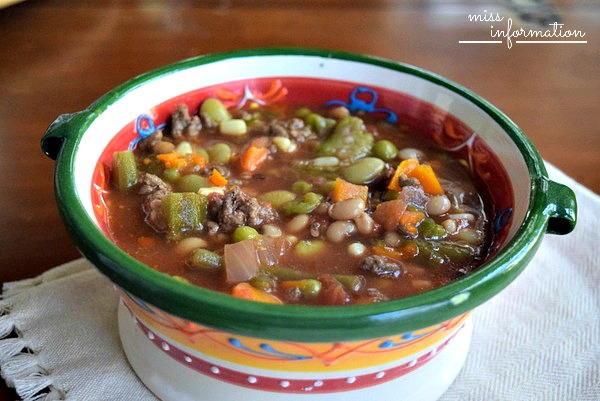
left=129, top=114, right=167, bottom=150
left=326, top=87, right=398, bottom=124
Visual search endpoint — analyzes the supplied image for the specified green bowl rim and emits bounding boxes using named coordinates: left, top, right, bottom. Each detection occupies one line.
left=52, top=47, right=549, bottom=342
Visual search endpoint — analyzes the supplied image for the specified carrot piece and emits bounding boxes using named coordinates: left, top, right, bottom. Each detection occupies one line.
left=137, top=236, right=156, bottom=248
left=156, top=152, right=184, bottom=169
left=372, top=199, right=408, bottom=232
left=399, top=210, right=425, bottom=235
left=209, top=168, right=228, bottom=186
left=191, top=154, right=207, bottom=167
left=241, top=146, right=269, bottom=172
left=388, top=158, right=419, bottom=191
left=231, top=283, right=283, bottom=304
left=372, top=242, right=419, bottom=261
left=250, top=136, right=271, bottom=148
left=408, top=164, right=444, bottom=195
left=372, top=245, right=403, bottom=260
left=331, top=178, right=369, bottom=203
left=400, top=242, right=419, bottom=258
left=156, top=152, right=180, bottom=163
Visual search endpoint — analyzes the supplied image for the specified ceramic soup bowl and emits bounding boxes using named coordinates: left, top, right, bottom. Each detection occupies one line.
left=41, top=48, right=576, bottom=401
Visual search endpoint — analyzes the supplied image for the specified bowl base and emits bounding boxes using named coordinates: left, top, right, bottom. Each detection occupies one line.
left=118, top=301, right=472, bottom=401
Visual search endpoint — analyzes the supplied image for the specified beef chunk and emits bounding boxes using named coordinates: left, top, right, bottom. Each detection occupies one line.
left=139, top=173, right=172, bottom=232
left=171, top=104, right=202, bottom=138
left=207, top=186, right=277, bottom=233
left=361, top=255, right=404, bottom=278
left=269, top=118, right=315, bottom=143
left=400, top=186, right=429, bottom=208
left=400, top=177, right=420, bottom=188
left=319, top=274, right=351, bottom=305
left=207, top=192, right=224, bottom=219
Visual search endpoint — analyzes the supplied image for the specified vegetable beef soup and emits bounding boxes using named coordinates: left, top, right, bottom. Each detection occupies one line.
left=105, top=97, right=496, bottom=305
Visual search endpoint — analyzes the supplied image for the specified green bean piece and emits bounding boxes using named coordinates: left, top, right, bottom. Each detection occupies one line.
left=418, top=218, right=447, bottom=240
left=283, top=279, right=322, bottom=298
left=294, top=240, right=326, bottom=258
left=340, top=157, right=385, bottom=184
left=316, top=116, right=374, bottom=161
left=295, top=107, right=311, bottom=118
left=292, top=161, right=339, bottom=180
left=292, top=180, right=313, bottom=194
left=177, top=174, right=210, bottom=192
left=281, top=192, right=323, bottom=215
left=249, top=274, right=277, bottom=291
left=413, top=240, right=474, bottom=266
left=232, top=226, right=260, bottom=242
left=435, top=242, right=475, bottom=263
left=264, top=266, right=311, bottom=280
left=429, top=251, right=447, bottom=265
left=383, top=190, right=400, bottom=201
left=112, top=150, right=138, bottom=191
left=207, top=143, right=232, bottom=165
left=200, top=98, right=231, bottom=123
left=259, top=190, right=297, bottom=209
left=162, top=193, right=207, bottom=240
left=412, top=240, right=445, bottom=266
left=373, top=140, right=398, bottom=161
left=163, top=168, right=181, bottom=183
left=334, top=274, right=365, bottom=293
left=189, top=248, right=222, bottom=271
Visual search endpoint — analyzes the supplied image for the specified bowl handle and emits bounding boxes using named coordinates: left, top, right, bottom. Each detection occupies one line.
left=543, top=179, right=577, bottom=235
left=41, top=111, right=91, bottom=160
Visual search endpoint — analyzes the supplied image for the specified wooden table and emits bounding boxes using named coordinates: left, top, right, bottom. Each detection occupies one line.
left=0, top=0, right=597, bottom=399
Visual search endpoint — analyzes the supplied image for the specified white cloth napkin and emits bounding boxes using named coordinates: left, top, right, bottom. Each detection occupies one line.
left=1, top=163, right=598, bottom=401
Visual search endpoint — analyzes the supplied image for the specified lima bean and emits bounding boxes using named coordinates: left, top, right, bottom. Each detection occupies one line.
left=207, top=143, right=232, bottom=164
left=281, top=192, right=323, bottom=215
left=259, top=190, right=297, bottom=208
left=200, top=98, right=231, bottom=123
left=232, top=226, right=260, bottom=242
left=372, top=140, right=398, bottom=161
left=341, top=157, right=385, bottom=184
left=294, top=240, right=325, bottom=257
left=177, top=174, right=210, bottom=192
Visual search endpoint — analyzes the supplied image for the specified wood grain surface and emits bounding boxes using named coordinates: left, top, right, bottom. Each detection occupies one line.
left=0, top=0, right=597, bottom=399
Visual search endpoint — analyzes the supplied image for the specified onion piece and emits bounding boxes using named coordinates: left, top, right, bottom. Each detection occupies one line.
left=224, top=237, right=290, bottom=283
left=224, top=239, right=260, bottom=283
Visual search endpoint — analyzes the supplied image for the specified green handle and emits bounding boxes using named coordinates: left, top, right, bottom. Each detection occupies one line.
left=543, top=179, right=577, bottom=235
left=41, top=111, right=90, bottom=160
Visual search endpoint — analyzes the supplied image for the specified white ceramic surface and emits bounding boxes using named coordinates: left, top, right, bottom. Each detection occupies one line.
left=118, top=301, right=473, bottom=401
